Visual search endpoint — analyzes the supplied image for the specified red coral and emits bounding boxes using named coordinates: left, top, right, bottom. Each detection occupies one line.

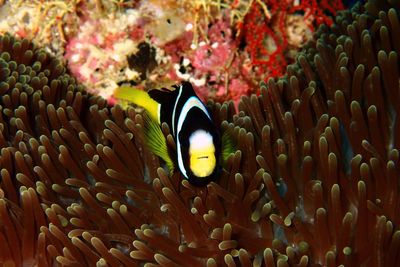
left=129, top=26, right=145, bottom=41
left=239, top=0, right=345, bottom=81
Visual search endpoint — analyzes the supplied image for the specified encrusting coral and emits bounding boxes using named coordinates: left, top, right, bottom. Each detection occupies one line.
left=1, top=0, right=400, bottom=266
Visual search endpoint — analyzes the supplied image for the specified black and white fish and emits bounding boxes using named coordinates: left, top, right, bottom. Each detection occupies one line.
left=114, top=82, right=234, bottom=186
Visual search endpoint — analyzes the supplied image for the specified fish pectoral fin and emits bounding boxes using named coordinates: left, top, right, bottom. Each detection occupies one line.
left=141, top=111, right=174, bottom=173
left=221, top=126, right=236, bottom=166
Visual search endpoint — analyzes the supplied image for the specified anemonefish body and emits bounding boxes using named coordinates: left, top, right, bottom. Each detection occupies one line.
left=114, top=82, right=222, bottom=186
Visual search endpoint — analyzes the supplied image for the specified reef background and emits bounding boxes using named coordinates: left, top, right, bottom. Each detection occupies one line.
left=0, top=0, right=347, bottom=106
left=1, top=0, right=400, bottom=266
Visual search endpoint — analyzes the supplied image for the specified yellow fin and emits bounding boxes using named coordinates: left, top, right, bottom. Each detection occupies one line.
left=221, top=127, right=236, bottom=165
left=114, top=86, right=160, bottom=123
left=142, top=111, right=174, bottom=173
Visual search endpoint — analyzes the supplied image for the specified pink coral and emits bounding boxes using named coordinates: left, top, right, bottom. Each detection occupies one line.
left=192, top=42, right=232, bottom=72
left=61, top=0, right=348, bottom=107
left=225, top=78, right=251, bottom=108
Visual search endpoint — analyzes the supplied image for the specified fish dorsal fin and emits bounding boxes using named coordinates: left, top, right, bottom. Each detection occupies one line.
left=148, top=86, right=179, bottom=105
left=181, top=81, right=195, bottom=93
left=149, top=82, right=197, bottom=103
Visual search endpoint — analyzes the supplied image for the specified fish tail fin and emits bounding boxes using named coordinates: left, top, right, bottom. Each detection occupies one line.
left=141, top=111, right=174, bottom=173
left=114, top=86, right=160, bottom=123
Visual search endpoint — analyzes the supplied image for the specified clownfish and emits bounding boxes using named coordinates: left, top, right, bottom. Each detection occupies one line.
left=114, top=82, right=233, bottom=186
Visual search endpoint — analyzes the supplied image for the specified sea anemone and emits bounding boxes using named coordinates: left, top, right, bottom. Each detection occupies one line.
left=1, top=0, right=400, bottom=266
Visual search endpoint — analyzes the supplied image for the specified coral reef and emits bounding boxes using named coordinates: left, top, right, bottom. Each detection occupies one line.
left=1, top=1, right=346, bottom=106
left=0, top=1, right=348, bottom=106
left=0, top=0, right=83, bottom=56
left=0, top=0, right=400, bottom=267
